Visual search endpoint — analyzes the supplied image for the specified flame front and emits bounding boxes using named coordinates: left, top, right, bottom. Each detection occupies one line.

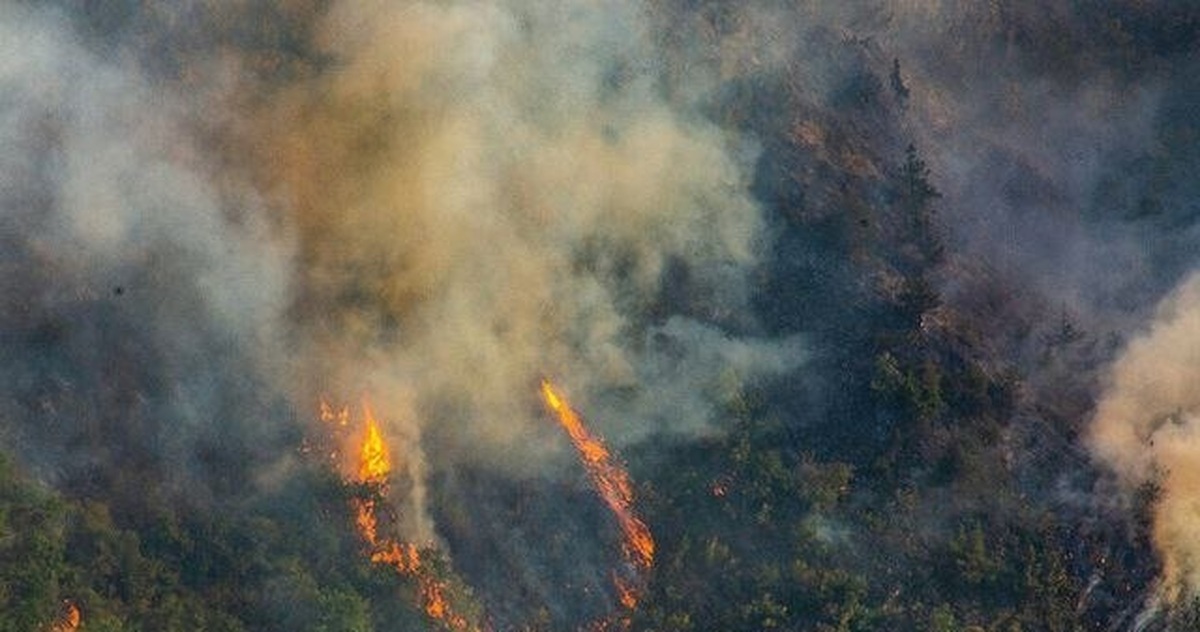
left=317, top=385, right=652, bottom=630
left=539, top=379, right=655, bottom=625
left=371, top=542, right=469, bottom=629
left=325, top=402, right=475, bottom=631
left=354, top=405, right=389, bottom=546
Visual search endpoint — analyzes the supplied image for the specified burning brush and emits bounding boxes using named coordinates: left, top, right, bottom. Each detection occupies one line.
left=321, top=401, right=477, bottom=631
left=315, top=380, right=655, bottom=631
left=540, top=379, right=655, bottom=629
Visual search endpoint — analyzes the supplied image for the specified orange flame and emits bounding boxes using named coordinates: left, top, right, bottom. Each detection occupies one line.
left=372, top=542, right=470, bottom=629
left=331, top=402, right=476, bottom=631
left=614, top=576, right=638, bottom=610
left=49, top=601, right=80, bottom=632
left=358, top=404, right=390, bottom=482
left=539, top=379, right=655, bottom=623
left=319, top=400, right=350, bottom=427
left=372, top=541, right=422, bottom=573
left=350, top=404, right=389, bottom=546
left=540, top=380, right=654, bottom=569
left=320, top=385, right=652, bottom=630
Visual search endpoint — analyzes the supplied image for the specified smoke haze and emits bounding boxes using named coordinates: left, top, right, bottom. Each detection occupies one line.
left=1, top=1, right=799, bottom=624
left=0, top=4, right=295, bottom=501
left=261, top=0, right=799, bottom=474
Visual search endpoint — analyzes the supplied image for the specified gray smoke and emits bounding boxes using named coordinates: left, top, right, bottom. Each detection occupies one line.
left=0, top=4, right=295, bottom=501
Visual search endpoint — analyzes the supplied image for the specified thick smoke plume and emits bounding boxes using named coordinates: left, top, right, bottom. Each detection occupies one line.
left=1091, top=272, right=1200, bottom=601
left=256, top=0, right=801, bottom=481
left=0, top=1, right=799, bottom=619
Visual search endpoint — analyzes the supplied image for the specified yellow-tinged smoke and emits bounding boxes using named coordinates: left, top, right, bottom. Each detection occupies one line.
left=252, top=0, right=798, bottom=477
left=7, top=0, right=798, bottom=617
left=1090, top=271, right=1200, bottom=600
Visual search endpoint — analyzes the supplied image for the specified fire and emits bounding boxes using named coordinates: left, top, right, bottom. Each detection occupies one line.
left=373, top=542, right=470, bottom=629
left=323, top=401, right=476, bottom=631
left=358, top=404, right=390, bottom=482
left=316, top=383, right=655, bottom=630
left=319, top=399, right=350, bottom=427
left=539, top=379, right=655, bottom=623
left=49, top=601, right=80, bottom=632
left=614, top=576, right=638, bottom=610
left=373, top=541, right=421, bottom=573
left=353, top=405, right=390, bottom=546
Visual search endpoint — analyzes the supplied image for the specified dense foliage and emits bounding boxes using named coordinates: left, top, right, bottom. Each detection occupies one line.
left=0, top=453, right=451, bottom=631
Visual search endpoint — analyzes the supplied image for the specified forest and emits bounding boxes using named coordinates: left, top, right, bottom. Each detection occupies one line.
left=3, top=1, right=1200, bottom=631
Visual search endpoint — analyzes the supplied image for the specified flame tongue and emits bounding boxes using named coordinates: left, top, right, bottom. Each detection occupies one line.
left=358, top=404, right=390, bottom=482
left=333, top=402, right=475, bottom=631
left=371, top=541, right=469, bottom=629
left=351, top=404, right=390, bottom=547
left=539, top=379, right=655, bottom=622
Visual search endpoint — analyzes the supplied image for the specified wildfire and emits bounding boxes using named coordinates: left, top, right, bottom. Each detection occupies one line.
left=614, top=577, right=638, bottom=610
left=49, top=601, right=80, bottom=632
left=314, top=382, right=655, bottom=630
left=539, top=379, right=655, bottom=623
left=357, top=405, right=390, bottom=482
left=323, top=401, right=476, bottom=631
left=353, top=405, right=389, bottom=546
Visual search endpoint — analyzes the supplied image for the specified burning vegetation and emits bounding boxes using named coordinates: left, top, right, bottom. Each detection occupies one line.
left=48, top=601, right=80, bottom=632
left=312, top=384, right=657, bottom=630
left=319, top=401, right=476, bottom=631
left=7, top=1, right=1200, bottom=631
left=539, top=379, right=655, bottom=626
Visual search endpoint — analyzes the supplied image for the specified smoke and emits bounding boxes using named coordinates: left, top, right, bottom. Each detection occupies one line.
left=0, top=4, right=295, bottom=500
left=29, top=0, right=1200, bottom=625
left=0, top=1, right=801, bottom=622
left=641, top=1, right=1200, bottom=618
left=0, top=0, right=801, bottom=481
left=249, top=0, right=805, bottom=620
left=878, top=0, right=1200, bottom=610
left=1090, top=271, right=1200, bottom=600
left=255, top=0, right=801, bottom=477
left=877, top=2, right=1192, bottom=332
left=880, top=4, right=1200, bottom=604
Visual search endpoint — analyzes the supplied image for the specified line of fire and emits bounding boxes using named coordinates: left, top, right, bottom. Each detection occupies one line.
left=312, top=378, right=653, bottom=630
